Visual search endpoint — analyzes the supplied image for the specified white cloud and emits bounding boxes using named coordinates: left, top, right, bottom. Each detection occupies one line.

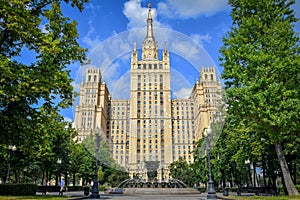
left=169, top=39, right=201, bottom=62
left=64, top=117, right=73, bottom=123
left=71, top=81, right=81, bottom=92
left=110, top=71, right=131, bottom=99
left=123, top=0, right=147, bottom=29
left=190, top=33, right=212, bottom=47
left=82, top=18, right=101, bottom=50
left=123, top=0, right=163, bottom=29
left=173, top=87, right=192, bottom=99
left=158, top=0, right=229, bottom=19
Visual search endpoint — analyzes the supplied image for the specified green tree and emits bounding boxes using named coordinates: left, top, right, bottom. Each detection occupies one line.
left=169, top=157, right=197, bottom=187
left=98, top=166, right=104, bottom=182
left=0, top=0, right=88, bottom=185
left=0, top=0, right=88, bottom=144
left=106, top=166, right=129, bottom=187
left=80, top=132, right=117, bottom=186
left=193, top=138, right=208, bottom=187
left=220, top=0, right=300, bottom=195
left=69, top=143, right=87, bottom=186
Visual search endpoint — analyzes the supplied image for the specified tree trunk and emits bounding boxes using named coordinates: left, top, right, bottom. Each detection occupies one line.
left=46, top=169, right=48, bottom=184
left=73, top=172, right=76, bottom=186
left=274, top=142, right=299, bottom=196
left=41, top=170, right=45, bottom=185
left=15, top=170, right=18, bottom=183
left=253, top=162, right=256, bottom=187
left=55, top=171, right=58, bottom=186
left=65, top=172, right=68, bottom=186
left=293, top=161, right=296, bottom=184
left=262, top=156, right=267, bottom=186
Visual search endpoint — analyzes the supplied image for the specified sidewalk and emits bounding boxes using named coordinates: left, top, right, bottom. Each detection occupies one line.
left=89, top=193, right=232, bottom=200
left=37, top=191, right=233, bottom=200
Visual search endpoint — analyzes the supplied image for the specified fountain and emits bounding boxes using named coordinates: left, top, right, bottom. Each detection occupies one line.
left=109, top=178, right=199, bottom=195
left=118, top=178, right=187, bottom=188
left=108, top=161, right=200, bottom=195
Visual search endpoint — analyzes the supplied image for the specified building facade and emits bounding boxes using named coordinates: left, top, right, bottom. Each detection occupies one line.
left=74, top=7, right=222, bottom=181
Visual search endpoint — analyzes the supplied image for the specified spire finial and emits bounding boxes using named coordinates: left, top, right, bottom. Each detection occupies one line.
left=146, top=3, right=153, bottom=38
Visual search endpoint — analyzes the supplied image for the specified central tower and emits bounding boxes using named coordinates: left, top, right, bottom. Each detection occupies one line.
left=128, top=5, right=172, bottom=180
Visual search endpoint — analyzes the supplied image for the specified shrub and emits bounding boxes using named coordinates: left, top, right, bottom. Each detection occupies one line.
left=66, top=186, right=83, bottom=191
left=0, top=184, right=37, bottom=196
left=99, top=186, right=106, bottom=191
left=296, top=185, right=300, bottom=192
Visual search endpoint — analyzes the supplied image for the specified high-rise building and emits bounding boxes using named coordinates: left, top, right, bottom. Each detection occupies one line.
left=74, top=6, right=222, bottom=181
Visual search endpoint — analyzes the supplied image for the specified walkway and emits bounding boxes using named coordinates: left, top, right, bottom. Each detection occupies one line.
left=37, top=191, right=232, bottom=200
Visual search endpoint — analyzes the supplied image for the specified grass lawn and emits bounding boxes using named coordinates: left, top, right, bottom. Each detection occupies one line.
left=0, top=196, right=67, bottom=200
left=224, top=195, right=300, bottom=200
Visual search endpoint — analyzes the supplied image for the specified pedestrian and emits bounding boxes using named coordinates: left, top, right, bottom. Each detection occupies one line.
left=59, top=178, right=65, bottom=196
left=194, top=182, right=197, bottom=189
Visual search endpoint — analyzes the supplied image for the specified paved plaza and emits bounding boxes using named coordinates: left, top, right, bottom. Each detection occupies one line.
left=38, top=191, right=231, bottom=200
left=85, top=193, right=227, bottom=200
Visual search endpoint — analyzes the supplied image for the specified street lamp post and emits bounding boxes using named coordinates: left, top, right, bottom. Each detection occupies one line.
left=6, top=145, right=17, bottom=184
left=57, top=158, right=62, bottom=186
left=90, top=130, right=100, bottom=199
left=23, top=168, right=28, bottom=183
left=204, top=126, right=217, bottom=199
left=173, top=165, right=176, bottom=179
left=245, top=159, right=252, bottom=186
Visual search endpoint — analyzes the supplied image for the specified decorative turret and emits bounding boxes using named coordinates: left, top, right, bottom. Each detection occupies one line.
left=131, top=42, right=138, bottom=67
left=86, top=68, right=102, bottom=83
left=162, top=41, right=169, bottom=62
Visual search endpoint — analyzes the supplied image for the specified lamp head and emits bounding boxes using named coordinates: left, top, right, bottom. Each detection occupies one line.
left=207, top=126, right=212, bottom=135
left=245, top=159, right=250, bottom=164
left=204, top=126, right=212, bottom=137
left=12, top=145, right=17, bottom=151
left=9, top=145, right=17, bottom=151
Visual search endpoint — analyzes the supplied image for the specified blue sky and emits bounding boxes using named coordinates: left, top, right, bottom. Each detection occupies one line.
left=59, top=0, right=300, bottom=121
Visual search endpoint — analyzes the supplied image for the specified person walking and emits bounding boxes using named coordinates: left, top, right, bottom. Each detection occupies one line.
left=59, top=178, right=65, bottom=196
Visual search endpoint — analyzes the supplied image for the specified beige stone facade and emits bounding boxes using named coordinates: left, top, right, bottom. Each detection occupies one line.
left=74, top=7, right=222, bottom=181
left=74, top=68, right=111, bottom=142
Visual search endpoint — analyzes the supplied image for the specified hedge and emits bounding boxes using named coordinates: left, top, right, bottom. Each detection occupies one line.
left=0, top=184, right=37, bottom=196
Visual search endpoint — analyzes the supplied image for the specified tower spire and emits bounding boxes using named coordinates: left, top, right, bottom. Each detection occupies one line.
left=142, top=3, right=158, bottom=60
left=146, top=4, right=154, bottom=39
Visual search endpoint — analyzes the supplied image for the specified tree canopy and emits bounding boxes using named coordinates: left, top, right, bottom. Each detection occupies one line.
left=0, top=0, right=89, bottom=184
left=220, top=0, right=300, bottom=195
left=0, top=0, right=89, bottom=145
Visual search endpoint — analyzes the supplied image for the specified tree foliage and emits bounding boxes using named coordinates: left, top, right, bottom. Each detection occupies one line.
left=0, top=0, right=89, bottom=184
left=169, top=157, right=198, bottom=187
left=0, top=0, right=88, bottom=145
left=220, top=0, right=300, bottom=195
